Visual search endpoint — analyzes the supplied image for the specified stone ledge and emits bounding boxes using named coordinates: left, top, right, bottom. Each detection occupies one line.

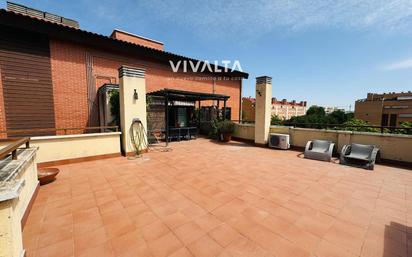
left=0, top=180, right=25, bottom=201
left=31, top=131, right=121, bottom=141
left=0, top=148, right=37, bottom=202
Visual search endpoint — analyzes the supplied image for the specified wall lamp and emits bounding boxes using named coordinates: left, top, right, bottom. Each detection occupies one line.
left=133, top=89, right=138, bottom=100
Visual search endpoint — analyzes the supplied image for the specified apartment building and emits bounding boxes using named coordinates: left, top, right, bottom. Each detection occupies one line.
left=242, top=97, right=307, bottom=121
left=324, top=106, right=345, bottom=114
left=271, top=98, right=307, bottom=120
left=0, top=2, right=248, bottom=136
left=355, top=92, right=412, bottom=126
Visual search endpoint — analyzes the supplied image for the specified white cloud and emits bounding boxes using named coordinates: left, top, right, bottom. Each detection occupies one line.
left=383, top=59, right=412, bottom=70
left=138, top=0, right=412, bottom=38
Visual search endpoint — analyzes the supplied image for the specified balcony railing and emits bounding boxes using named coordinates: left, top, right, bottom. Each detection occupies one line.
left=0, top=137, right=30, bottom=160
left=236, top=120, right=412, bottom=134
left=282, top=122, right=412, bottom=134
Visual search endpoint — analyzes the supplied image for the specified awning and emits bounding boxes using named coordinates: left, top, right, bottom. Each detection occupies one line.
left=147, top=88, right=230, bottom=102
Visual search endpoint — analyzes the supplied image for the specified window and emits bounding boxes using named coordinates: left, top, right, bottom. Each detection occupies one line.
left=397, top=96, right=412, bottom=100
left=384, top=105, right=408, bottom=109
left=222, top=107, right=231, bottom=120
left=381, top=114, right=388, bottom=126
left=389, top=114, right=397, bottom=127
left=177, top=107, right=188, bottom=127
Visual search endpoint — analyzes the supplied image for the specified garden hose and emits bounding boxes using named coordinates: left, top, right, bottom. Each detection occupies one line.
left=129, top=119, right=148, bottom=158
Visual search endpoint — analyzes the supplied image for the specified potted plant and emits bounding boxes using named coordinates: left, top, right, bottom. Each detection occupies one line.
left=218, top=120, right=235, bottom=142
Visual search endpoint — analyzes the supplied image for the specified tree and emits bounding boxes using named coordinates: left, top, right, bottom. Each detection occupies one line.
left=287, top=106, right=327, bottom=128
left=342, top=119, right=380, bottom=132
left=271, top=115, right=283, bottom=125
left=398, top=121, right=412, bottom=135
left=306, top=106, right=326, bottom=116
left=285, top=106, right=354, bottom=129
left=326, top=110, right=353, bottom=124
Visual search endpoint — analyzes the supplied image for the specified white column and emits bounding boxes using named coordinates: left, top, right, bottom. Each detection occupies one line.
left=118, top=66, right=147, bottom=155
left=254, top=76, right=272, bottom=145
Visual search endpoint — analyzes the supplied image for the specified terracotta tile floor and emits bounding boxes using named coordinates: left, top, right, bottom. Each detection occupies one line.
left=23, top=138, right=412, bottom=257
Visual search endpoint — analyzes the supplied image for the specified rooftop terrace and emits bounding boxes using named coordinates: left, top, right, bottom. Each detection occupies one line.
left=23, top=139, right=412, bottom=257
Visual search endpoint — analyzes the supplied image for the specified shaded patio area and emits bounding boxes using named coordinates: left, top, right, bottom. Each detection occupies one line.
left=23, top=139, right=412, bottom=257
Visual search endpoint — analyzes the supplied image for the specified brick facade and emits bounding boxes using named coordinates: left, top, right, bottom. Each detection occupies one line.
left=110, top=30, right=164, bottom=51
left=242, top=97, right=255, bottom=122
left=50, top=40, right=89, bottom=129
left=271, top=99, right=307, bottom=120
left=355, top=92, right=412, bottom=126
left=242, top=97, right=307, bottom=122
left=0, top=66, right=6, bottom=138
left=46, top=39, right=241, bottom=130
left=0, top=9, right=246, bottom=137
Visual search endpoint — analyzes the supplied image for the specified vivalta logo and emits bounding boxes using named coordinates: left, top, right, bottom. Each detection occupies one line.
left=169, top=60, right=243, bottom=73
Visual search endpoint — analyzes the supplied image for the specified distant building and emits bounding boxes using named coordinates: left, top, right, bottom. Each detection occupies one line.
left=0, top=2, right=249, bottom=137
left=355, top=92, right=412, bottom=126
left=242, top=97, right=307, bottom=121
left=324, top=106, right=345, bottom=114
left=271, top=98, right=307, bottom=120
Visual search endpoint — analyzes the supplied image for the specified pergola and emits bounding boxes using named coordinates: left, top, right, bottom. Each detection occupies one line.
left=147, top=88, right=230, bottom=145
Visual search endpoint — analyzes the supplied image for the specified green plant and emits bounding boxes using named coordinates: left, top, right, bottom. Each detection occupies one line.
left=400, top=121, right=412, bottom=128
left=209, top=119, right=235, bottom=139
left=108, top=90, right=120, bottom=126
left=342, top=119, right=380, bottom=132
left=218, top=120, right=235, bottom=134
left=285, top=106, right=355, bottom=130
left=209, top=118, right=220, bottom=138
left=271, top=115, right=283, bottom=125
left=398, top=121, right=412, bottom=135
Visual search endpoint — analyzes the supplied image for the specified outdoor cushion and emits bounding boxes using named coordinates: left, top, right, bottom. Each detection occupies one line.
left=345, top=144, right=373, bottom=161
left=304, top=140, right=334, bottom=162
left=340, top=143, right=380, bottom=170
left=311, top=140, right=331, bottom=153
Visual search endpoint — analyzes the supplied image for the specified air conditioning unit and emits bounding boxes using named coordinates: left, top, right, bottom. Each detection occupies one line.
left=269, top=133, right=290, bottom=149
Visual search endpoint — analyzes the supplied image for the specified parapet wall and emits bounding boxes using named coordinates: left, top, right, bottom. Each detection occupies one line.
left=0, top=148, right=38, bottom=257
left=233, top=123, right=412, bottom=163
left=31, top=132, right=122, bottom=165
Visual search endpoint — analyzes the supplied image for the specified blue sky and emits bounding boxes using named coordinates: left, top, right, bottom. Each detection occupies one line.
left=4, top=0, right=412, bottom=109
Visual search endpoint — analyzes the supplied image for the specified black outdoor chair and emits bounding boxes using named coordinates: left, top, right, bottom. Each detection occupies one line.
left=180, top=128, right=190, bottom=140
left=168, top=128, right=181, bottom=141
left=304, top=140, right=334, bottom=162
left=340, top=143, right=380, bottom=170
left=188, top=127, right=198, bottom=139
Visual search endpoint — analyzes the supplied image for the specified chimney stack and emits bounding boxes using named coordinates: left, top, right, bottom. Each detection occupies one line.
left=254, top=76, right=272, bottom=145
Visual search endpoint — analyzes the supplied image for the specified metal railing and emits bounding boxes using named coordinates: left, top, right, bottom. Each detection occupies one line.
left=235, top=121, right=412, bottom=134
left=0, top=126, right=119, bottom=136
left=233, top=120, right=255, bottom=124
left=7, top=2, right=80, bottom=28
left=0, top=137, right=30, bottom=160
left=281, top=122, right=412, bottom=134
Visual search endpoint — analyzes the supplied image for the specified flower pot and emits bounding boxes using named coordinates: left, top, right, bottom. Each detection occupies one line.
left=38, top=168, right=59, bottom=185
left=221, top=133, right=232, bottom=142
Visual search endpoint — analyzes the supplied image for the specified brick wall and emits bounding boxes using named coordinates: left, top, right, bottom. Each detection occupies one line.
left=110, top=30, right=164, bottom=51
left=49, top=40, right=89, bottom=130
left=242, top=98, right=255, bottom=122
left=0, top=67, right=6, bottom=138
left=49, top=39, right=242, bottom=129
left=147, top=104, right=165, bottom=131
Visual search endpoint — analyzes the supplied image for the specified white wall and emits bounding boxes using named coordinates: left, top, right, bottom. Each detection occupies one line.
left=30, top=132, right=121, bottom=163
left=235, top=123, right=412, bottom=163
